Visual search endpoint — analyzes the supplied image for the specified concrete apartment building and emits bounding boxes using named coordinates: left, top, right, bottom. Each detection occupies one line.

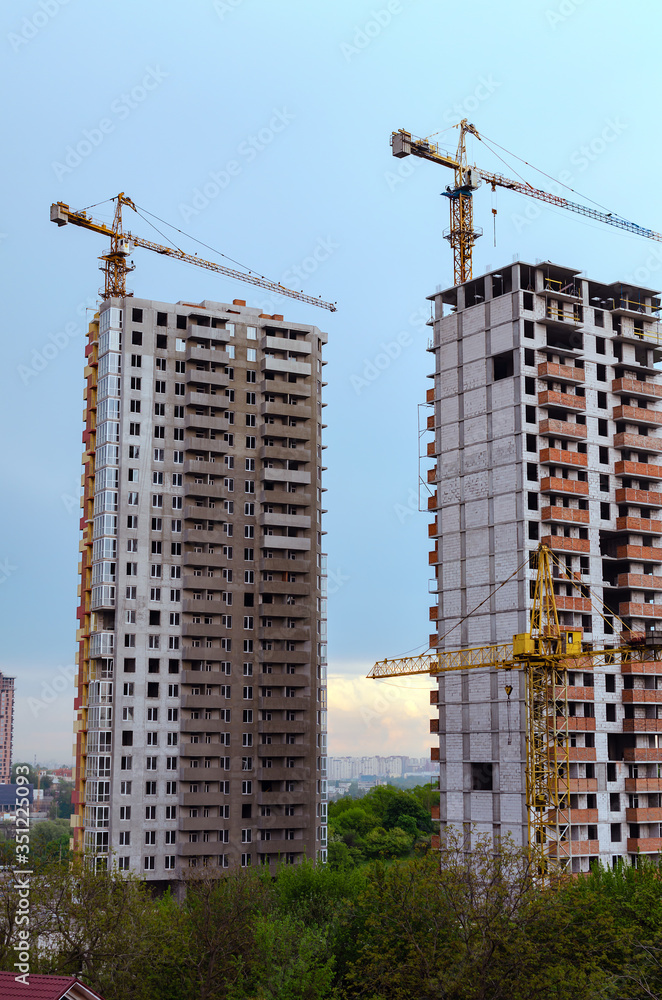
left=426, top=260, right=662, bottom=870
left=0, top=673, right=15, bottom=783
left=73, top=296, right=328, bottom=882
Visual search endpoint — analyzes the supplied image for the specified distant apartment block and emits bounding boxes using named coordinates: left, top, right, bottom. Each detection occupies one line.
left=327, top=755, right=426, bottom=779
left=73, top=297, right=328, bottom=883
left=427, top=260, right=662, bottom=870
left=0, top=673, right=15, bottom=783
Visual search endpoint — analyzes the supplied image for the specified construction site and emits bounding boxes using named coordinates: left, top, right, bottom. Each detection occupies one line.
left=371, top=122, right=662, bottom=881
left=47, top=116, right=662, bottom=884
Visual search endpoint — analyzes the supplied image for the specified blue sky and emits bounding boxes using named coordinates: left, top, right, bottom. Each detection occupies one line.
left=1, top=0, right=661, bottom=763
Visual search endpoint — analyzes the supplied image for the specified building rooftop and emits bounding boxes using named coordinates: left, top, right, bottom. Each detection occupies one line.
left=0, top=971, right=105, bottom=1000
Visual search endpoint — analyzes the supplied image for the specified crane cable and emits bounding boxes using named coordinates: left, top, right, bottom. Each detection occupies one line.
left=475, top=129, right=638, bottom=224
left=547, top=548, right=633, bottom=640
left=424, top=552, right=532, bottom=655
left=133, top=202, right=292, bottom=289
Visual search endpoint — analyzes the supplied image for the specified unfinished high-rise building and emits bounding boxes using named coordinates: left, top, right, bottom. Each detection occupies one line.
left=0, top=673, right=15, bottom=784
left=73, top=296, right=328, bottom=883
left=427, top=260, right=662, bottom=870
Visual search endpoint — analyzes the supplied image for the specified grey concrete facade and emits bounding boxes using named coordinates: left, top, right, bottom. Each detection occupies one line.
left=74, top=296, right=328, bottom=882
left=427, top=261, right=662, bottom=870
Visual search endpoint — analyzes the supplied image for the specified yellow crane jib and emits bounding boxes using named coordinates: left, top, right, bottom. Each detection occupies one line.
left=367, top=543, right=586, bottom=884
left=50, top=194, right=337, bottom=311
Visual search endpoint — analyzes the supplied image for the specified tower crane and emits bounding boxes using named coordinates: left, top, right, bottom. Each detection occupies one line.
left=50, top=192, right=337, bottom=311
left=368, top=544, right=656, bottom=884
left=392, top=121, right=662, bottom=286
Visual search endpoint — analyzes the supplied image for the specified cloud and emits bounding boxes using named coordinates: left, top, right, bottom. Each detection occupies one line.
left=327, top=660, right=432, bottom=758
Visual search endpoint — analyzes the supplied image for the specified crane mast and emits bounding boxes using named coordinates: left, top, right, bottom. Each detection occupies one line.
left=50, top=193, right=337, bottom=311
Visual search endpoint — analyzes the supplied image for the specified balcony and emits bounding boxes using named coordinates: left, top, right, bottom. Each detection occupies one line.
left=259, top=512, right=311, bottom=531
left=260, top=536, right=311, bottom=553
left=622, top=718, right=662, bottom=732
left=540, top=534, right=590, bottom=554
left=615, top=545, right=662, bottom=562
left=619, top=603, right=662, bottom=619
left=624, top=747, right=662, bottom=761
left=566, top=747, right=596, bottom=761
left=548, top=808, right=598, bottom=824
left=89, top=632, right=114, bottom=657
left=260, top=400, right=311, bottom=421
left=621, top=660, right=662, bottom=676
left=540, top=477, right=589, bottom=497
left=616, top=516, right=662, bottom=534
left=184, top=459, right=222, bottom=478
left=539, top=418, right=587, bottom=441
left=626, top=837, right=662, bottom=853
left=185, top=369, right=228, bottom=390
left=260, top=357, right=311, bottom=378
left=615, top=488, right=662, bottom=508
left=184, top=413, right=230, bottom=434
left=547, top=840, right=599, bottom=858
left=551, top=715, right=595, bottom=731
left=538, top=389, right=586, bottom=411
left=618, top=573, right=662, bottom=590
left=187, top=390, right=223, bottom=409
left=261, top=335, right=311, bottom=356
left=257, top=557, right=311, bottom=576
left=622, top=689, right=662, bottom=703
left=612, top=296, right=659, bottom=318
left=259, top=445, right=311, bottom=465
left=558, top=778, right=598, bottom=793
left=613, top=404, right=662, bottom=427
left=612, top=376, right=662, bottom=401
left=539, top=447, right=587, bottom=469
left=262, top=468, right=311, bottom=487
left=566, top=686, right=594, bottom=701
left=185, top=341, right=230, bottom=362
left=538, top=361, right=584, bottom=383
left=614, top=432, right=662, bottom=453
left=540, top=303, right=583, bottom=328
left=625, top=777, right=662, bottom=792
left=614, top=460, right=662, bottom=481
left=541, top=505, right=590, bottom=526
left=554, top=595, right=592, bottom=612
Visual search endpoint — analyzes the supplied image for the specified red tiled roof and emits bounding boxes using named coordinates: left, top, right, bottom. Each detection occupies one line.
left=0, top=971, right=106, bottom=1000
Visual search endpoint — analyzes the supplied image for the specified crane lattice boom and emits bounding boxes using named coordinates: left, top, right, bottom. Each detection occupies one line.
left=50, top=193, right=337, bottom=311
